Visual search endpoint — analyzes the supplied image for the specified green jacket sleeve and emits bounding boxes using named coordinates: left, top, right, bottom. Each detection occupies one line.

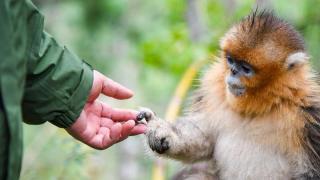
left=22, top=1, right=93, bottom=128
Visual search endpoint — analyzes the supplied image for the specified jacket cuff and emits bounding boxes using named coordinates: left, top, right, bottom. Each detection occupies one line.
left=50, top=61, right=93, bottom=128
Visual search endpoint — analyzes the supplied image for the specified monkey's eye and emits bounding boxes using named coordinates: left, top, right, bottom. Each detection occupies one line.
left=226, top=56, right=234, bottom=65
left=240, top=63, right=254, bottom=75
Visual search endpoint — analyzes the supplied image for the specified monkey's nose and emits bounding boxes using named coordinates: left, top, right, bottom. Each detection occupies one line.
left=231, top=68, right=239, bottom=75
left=226, top=76, right=243, bottom=89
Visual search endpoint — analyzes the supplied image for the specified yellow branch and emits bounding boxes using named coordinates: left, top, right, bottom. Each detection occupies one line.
left=151, top=59, right=208, bottom=180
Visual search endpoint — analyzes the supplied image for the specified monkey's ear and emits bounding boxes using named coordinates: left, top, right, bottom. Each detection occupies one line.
left=285, top=52, right=309, bottom=70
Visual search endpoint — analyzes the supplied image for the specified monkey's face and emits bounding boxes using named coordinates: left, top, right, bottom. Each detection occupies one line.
left=221, top=43, right=283, bottom=98
left=224, top=53, right=255, bottom=96
left=220, top=21, right=306, bottom=99
left=216, top=11, right=309, bottom=115
left=221, top=40, right=297, bottom=100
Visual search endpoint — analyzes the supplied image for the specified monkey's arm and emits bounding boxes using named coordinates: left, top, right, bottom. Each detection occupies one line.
left=145, top=110, right=214, bottom=163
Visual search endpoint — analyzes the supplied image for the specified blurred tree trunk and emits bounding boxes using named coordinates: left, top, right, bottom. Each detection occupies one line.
left=221, top=0, right=236, bottom=15
left=186, top=0, right=206, bottom=42
left=255, top=0, right=272, bottom=9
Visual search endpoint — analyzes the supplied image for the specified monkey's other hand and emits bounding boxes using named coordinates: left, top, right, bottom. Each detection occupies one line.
left=141, top=108, right=174, bottom=154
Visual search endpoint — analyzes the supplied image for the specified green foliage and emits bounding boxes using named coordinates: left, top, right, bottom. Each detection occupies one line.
left=140, top=26, right=193, bottom=75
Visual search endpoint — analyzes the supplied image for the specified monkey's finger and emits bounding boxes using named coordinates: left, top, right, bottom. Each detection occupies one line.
left=138, top=107, right=156, bottom=122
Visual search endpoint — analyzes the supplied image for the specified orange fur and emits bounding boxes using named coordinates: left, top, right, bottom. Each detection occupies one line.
left=194, top=12, right=317, bottom=157
left=219, top=11, right=309, bottom=117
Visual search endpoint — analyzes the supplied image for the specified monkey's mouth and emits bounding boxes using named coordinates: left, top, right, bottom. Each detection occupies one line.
left=227, top=85, right=246, bottom=97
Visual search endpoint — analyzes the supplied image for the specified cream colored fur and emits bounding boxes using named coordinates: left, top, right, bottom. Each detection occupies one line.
left=145, top=62, right=310, bottom=180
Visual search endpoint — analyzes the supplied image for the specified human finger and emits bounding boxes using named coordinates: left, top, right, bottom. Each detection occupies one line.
left=101, top=103, right=138, bottom=121
left=119, top=120, right=135, bottom=140
left=100, top=74, right=133, bottom=99
left=110, top=123, right=122, bottom=142
left=130, top=124, right=147, bottom=135
left=88, top=134, right=104, bottom=149
left=100, top=118, right=114, bottom=128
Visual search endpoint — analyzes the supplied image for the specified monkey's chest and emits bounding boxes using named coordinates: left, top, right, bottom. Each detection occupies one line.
left=214, top=132, right=291, bottom=180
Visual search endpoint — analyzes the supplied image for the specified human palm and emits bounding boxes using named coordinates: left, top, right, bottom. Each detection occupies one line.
left=67, top=71, right=145, bottom=149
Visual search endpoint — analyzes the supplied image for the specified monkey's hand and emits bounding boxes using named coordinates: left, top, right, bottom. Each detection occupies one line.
left=139, top=108, right=175, bottom=154
left=139, top=108, right=214, bottom=162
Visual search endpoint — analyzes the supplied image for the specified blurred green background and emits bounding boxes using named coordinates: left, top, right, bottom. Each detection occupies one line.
left=22, top=0, right=320, bottom=179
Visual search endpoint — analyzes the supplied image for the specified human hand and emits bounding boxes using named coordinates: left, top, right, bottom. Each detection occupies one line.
left=66, top=70, right=146, bottom=150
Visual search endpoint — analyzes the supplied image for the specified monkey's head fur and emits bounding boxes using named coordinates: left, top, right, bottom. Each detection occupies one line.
left=216, top=10, right=312, bottom=116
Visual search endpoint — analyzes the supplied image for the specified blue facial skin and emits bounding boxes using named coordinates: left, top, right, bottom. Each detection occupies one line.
left=225, top=55, right=255, bottom=97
